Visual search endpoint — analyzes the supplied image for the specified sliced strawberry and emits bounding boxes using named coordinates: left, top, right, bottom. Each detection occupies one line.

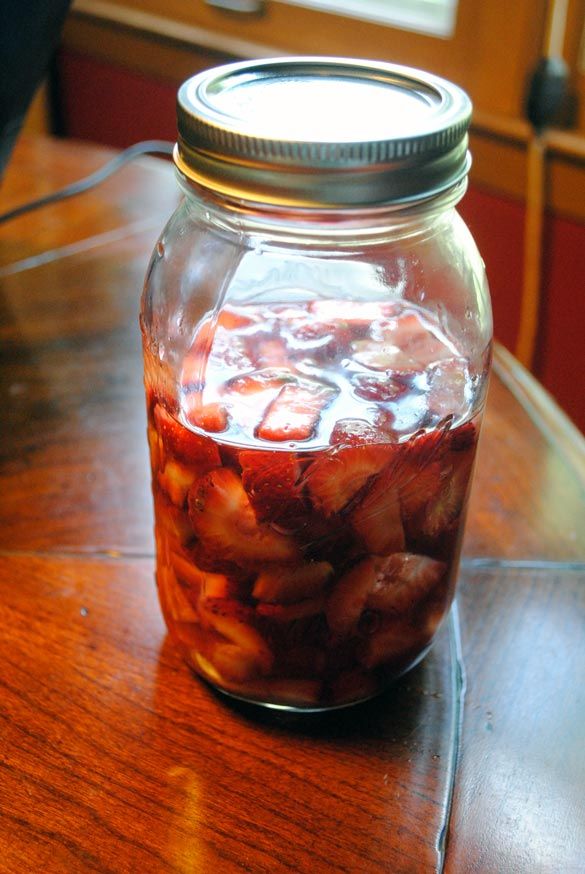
left=188, top=467, right=300, bottom=566
left=405, top=420, right=453, bottom=467
left=329, top=418, right=387, bottom=447
left=287, top=318, right=353, bottom=358
left=422, top=449, right=474, bottom=537
left=216, top=306, right=257, bottom=330
left=397, top=459, right=443, bottom=520
left=364, top=553, right=446, bottom=614
left=182, top=394, right=229, bottom=433
left=256, top=382, right=337, bottom=442
left=240, top=449, right=306, bottom=525
left=449, top=419, right=477, bottom=452
left=157, top=562, right=200, bottom=623
left=306, top=443, right=394, bottom=516
left=203, top=641, right=265, bottom=682
left=351, top=339, right=418, bottom=373
left=351, top=373, right=408, bottom=403
left=325, top=557, right=380, bottom=637
left=252, top=560, right=333, bottom=603
left=348, top=467, right=405, bottom=556
left=199, top=597, right=273, bottom=673
left=188, top=541, right=252, bottom=579
left=157, top=459, right=198, bottom=508
left=169, top=550, right=234, bottom=601
left=153, top=490, right=194, bottom=546
left=153, top=403, right=221, bottom=467
left=222, top=367, right=295, bottom=410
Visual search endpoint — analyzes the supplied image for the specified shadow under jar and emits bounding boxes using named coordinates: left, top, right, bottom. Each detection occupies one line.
left=140, top=57, right=492, bottom=711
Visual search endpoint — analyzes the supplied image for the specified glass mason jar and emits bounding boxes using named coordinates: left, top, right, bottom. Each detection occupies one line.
left=141, top=58, right=492, bottom=711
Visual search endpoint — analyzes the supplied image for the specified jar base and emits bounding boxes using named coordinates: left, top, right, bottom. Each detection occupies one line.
left=188, top=642, right=434, bottom=715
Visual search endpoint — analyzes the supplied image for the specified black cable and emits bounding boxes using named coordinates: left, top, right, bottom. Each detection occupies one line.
left=0, top=139, right=174, bottom=226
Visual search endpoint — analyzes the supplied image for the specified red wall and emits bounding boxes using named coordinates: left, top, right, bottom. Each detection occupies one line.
left=57, top=50, right=585, bottom=433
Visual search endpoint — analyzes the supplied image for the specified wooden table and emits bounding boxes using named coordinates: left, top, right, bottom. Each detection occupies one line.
left=1, top=136, right=584, bottom=874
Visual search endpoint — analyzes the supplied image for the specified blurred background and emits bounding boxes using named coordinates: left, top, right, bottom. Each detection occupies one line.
left=20, top=0, right=585, bottom=433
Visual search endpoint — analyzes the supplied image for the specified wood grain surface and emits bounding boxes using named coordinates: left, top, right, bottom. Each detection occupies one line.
left=0, top=136, right=584, bottom=873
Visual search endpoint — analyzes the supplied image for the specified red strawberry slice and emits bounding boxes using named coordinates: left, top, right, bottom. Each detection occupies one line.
left=205, top=641, right=271, bottom=683
left=364, top=553, right=446, bottom=614
left=157, top=459, right=198, bottom=508
left=188, top=467, right=300, bottom=566
left=157, top=562, right=200, bottom=624
left=326, top=556, right=379, bottom=637
left=153, top=490, right=194, bottom=546
left=216, top=306, right=257, bottom=330
left=351, top=373, right=409, bottom=402
left=239, top=449, right=306, bottom=525
left=329, top=418, right=387, bottom=447
left=406, top=420, right=453, bottom=466
left=306, top=443, right=394, bottom=516
left=168, top=550, right=236, bottom=601
left=398, top=460, right=443, bottom=520
left=449, top=419, right=477, bottom=452
left=422, top=448, right=475, bottom=537
left=288, top=318, right=353, bottom=358
left=224, top=369, right=293, bottom=396
left=252, top=560, right=333, bottom=603
left=198, top=597, right=273, bottom=673
left=351, top=339, right=418, bottom=373
left=348, top=471, right=405, bottom=556
left=256, top=382, right=337, bottom=442
left=153, top=403, right=221, bottom=468
left=182, top=394, right=229, bottom=433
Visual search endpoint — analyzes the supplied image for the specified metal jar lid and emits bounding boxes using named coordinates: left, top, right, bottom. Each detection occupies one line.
left=175, top=56, right=472, bottom=208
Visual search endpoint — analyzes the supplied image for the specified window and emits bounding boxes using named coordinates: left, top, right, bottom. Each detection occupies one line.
left=277, top=0, right=458, bottom=38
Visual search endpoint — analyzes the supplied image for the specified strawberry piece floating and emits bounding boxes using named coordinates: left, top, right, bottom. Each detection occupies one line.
left=182, top=395, right=229, bottom=433
left=153, top=403, right=221, bottom=468
left=329, top=418, right=385, bottom=447
left=256, top=382, right=337, bottom=442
